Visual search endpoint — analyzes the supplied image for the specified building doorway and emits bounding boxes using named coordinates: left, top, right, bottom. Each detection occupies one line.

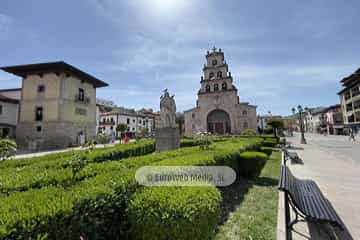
left=207, top=110, right=231, bottom=134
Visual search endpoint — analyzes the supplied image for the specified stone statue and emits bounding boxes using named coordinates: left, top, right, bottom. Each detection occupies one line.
left=159, top=89, right=177, bottom=128
left=155, top=89, right=180, bottom=152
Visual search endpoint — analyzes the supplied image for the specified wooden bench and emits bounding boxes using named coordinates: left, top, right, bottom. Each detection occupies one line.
left=278, top=165, right=343, bottom=238
left=282, top=148, right=302, bottom=164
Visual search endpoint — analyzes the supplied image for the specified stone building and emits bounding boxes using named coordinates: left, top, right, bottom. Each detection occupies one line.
left=184, top=47, right=257, bottom=136
left=0, top=88, right=21, bottom=138
left=1, top=61, right=108, bottom=151
left=338, top=68, right=360, bottom=134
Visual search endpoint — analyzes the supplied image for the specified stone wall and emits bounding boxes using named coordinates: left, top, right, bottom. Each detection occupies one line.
left=16, top=121, right=96, bottom=151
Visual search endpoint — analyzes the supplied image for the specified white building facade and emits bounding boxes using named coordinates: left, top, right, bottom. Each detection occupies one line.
left=0, top=88, right=21, bottom=138
left=98, top=108, right=156, bottom=138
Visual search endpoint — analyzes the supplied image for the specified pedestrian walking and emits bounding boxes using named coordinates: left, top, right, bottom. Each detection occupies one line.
left=349, top=128, right=356, bottom=142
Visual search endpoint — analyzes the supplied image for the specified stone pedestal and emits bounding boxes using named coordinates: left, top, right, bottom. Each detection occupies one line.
left=155, top=127, right=180, bottom=153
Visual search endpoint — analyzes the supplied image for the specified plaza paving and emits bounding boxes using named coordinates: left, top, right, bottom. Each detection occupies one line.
left=278, top=132, right=360, bottom=240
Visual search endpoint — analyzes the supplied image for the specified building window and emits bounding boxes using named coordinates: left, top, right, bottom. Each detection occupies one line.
left=127, top=118, right=130, bottom=124
left=192, top=113, right=195, bottom=118
left=354, top=100, right=360, bottom=110
left=243, top=122, right=249, bottom=128
left=35, top=107, right=43, bottom=121
left=212, top=59, right=217, bottom=66
left=217, top=71, right=222, bottom=78
left=352, top=86, right=360, bottom=97
left=243, top=110, right=247, bottom=116
left=78, top=88, right=85, bottom=101
left=36, top=125, right=42, bottom=132
left=0, top=105, right=2, bottom=115
left=139, top=119, right=142, bottom=124
left=37, top=85, right=45, bottom=93
left=110, top=126, right=113, bottom=130
left=346, top=103, right=353, bottom=112
left=132, top=127, right=135, bottom=131
left=214, top=84, right=219, bottom=91
left=209, top=72, right=214, bottom=79
left=345, top=91, right=351, bottom=100
left=103, top=118, right=105, bottom=123
left=348, top=114, right=355, bottom=123
left=133, top=119, right=135, bottom=123
left=110, top=117, right=114, bottom=123
left=205, top=84, right=210, bottom=92
left=221, top=82, right=227, bottom=90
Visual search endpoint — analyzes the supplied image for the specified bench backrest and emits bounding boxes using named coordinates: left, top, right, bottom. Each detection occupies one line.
left=278, top=165, right=343, bottom=228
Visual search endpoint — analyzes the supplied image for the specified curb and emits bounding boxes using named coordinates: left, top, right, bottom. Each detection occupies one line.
left=276, top=151, right=287, bottom=240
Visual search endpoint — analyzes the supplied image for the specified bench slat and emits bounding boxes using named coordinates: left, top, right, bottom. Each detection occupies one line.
left=278, top=165, right=343, bottom=228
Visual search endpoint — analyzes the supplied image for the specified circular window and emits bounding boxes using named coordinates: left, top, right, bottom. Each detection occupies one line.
left=212, top=59, right=217, bottom=66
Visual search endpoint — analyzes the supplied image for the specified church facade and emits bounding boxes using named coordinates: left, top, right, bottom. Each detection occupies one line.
left=184, top=48, right=257, bottom=136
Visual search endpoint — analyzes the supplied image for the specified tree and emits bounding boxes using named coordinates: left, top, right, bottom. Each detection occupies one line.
left=267, top=118, right=284, bottom=137
left=116, top=123, right=128, bottom=138
left=0, top=138, right=17, bottom=161
left=95, top=133, right=111, bottom=147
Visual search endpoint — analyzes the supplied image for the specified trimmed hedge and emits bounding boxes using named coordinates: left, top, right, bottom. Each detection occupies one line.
left=238, top=151, right=268, bottom=178
left=0, top=137, right=266, bottom=239
left=260, top=146, right=273, bottom=156
left=263, top=139, right=278, bottom=148
left=128, top=186, right=221, bottom=240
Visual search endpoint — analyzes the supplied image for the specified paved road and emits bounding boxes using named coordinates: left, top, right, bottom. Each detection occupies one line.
left=300, top=132, right=360, bottom=165
left=285, top=133, right=360, bottom=240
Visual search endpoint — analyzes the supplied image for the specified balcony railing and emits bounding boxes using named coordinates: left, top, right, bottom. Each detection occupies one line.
left=99, top=121, right=115, bottom=125
left=75, top=95, right=90, bottom=104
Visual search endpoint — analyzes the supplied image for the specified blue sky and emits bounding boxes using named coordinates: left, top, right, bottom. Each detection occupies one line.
left=0, top=0, right=359, bottom=115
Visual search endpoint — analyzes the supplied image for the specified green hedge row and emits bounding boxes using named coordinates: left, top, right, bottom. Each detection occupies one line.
left=0, top=146, right=208, bottom=239
left=0, top=141, right=156, bottom=195
left=238, top=151, right=268, bottom=178
left=128, top=186, right=221, bottom=240
left=127, top=138, right=268, bottom=240
left=0, top=145, right=200, bottom=195
left=0, top=137, right=266, bottom=239
left=260, top=146, right=273, bottom=156
left=263, top=139, right=278, bottom=148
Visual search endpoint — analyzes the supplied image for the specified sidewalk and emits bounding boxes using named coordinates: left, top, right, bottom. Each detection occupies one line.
left=13, top=139, right=135, bottom=159
left=277, top=134, right=360, bottom=240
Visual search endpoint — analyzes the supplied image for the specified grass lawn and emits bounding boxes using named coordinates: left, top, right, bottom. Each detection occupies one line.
left=215, top=150, right=281, bottom=240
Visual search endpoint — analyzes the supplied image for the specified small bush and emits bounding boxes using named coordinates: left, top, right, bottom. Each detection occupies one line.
left=241, top=129, right=257, bottom=136
left=260, top=146, right=273, bottom=156
left=128, top=186, right=221, bottom=240
left=263, top=139, right=278, bottom=148
left=238, top=151, right=268, bottom=178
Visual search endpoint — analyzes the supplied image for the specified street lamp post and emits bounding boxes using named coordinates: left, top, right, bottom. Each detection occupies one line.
left=297, top=105, right=307, bottom=144
left=291, top=107, right=296, bottom=136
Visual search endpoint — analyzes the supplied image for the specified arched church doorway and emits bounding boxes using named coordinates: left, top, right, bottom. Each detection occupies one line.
left=207, top=110, right=231, bottom=134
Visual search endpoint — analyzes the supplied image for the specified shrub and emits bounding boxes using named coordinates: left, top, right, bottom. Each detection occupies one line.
left=0, top=138, right=17, bottom=161
left=128, top=186, right=221, bottom=240
left=238, top=151, right=268, bottom=178
left=241, top=129, right=257, bottom=136
left=88, top=140, right=155, bottom=163
left=95, top=133, right=111, bottom=145
left=179, top=138, right=197, bottom=147
left=0, top=138, right=265, bottom=239
left=263, top=139, right=278, bottom=148
left=260, top=146, right=273, bottom=156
